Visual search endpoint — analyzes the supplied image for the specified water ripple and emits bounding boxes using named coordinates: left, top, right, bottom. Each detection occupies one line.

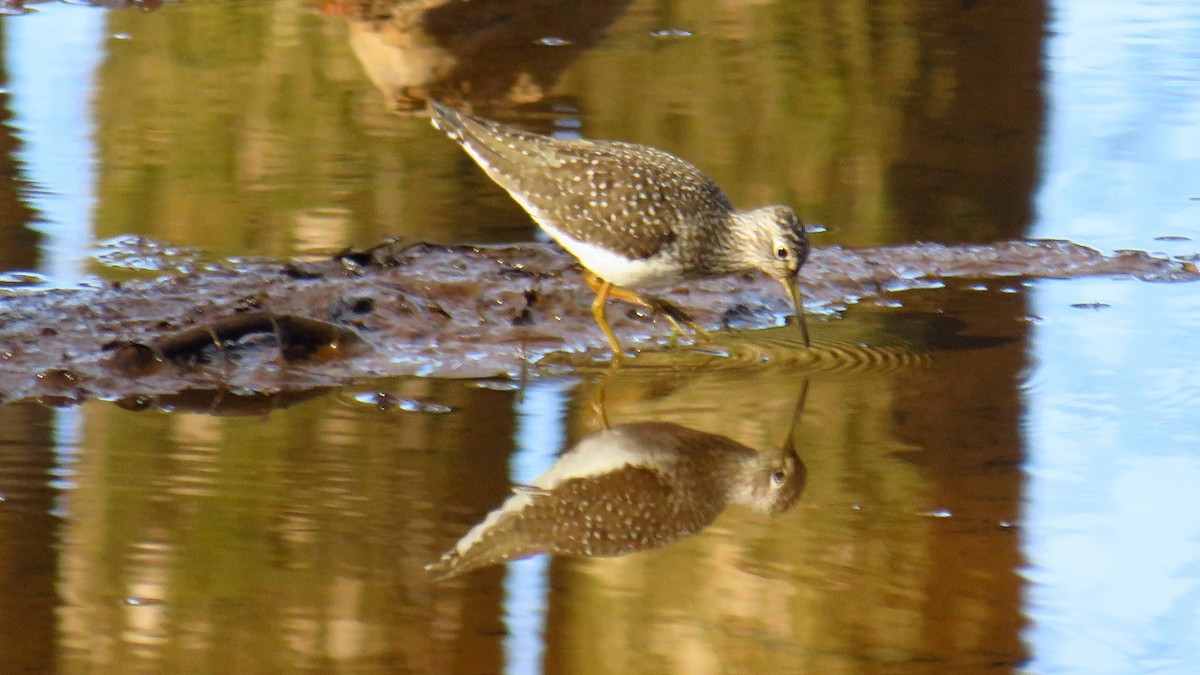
left=613, top=330, right=932, bottom=375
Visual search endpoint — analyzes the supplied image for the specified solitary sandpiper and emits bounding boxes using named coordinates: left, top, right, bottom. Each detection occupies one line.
left=430, top=102, right=811, bottom=357
left=427, top=420, right=806, bottom=580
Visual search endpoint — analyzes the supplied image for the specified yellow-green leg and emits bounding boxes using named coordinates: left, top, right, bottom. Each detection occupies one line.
left=582, top=271, right=708, bottom=351
left=589, top=278, right=625, bottom=358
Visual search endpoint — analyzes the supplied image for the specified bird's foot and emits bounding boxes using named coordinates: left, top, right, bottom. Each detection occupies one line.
left=642, top=296, right=708, bottom=341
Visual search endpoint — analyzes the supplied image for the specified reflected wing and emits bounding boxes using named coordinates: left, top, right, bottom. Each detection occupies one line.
left=426, top=465, right=722, bottom=581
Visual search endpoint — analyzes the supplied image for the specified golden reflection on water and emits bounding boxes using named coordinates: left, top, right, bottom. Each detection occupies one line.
left=84, top=0, right=1043, bottom=268
left=0, top=0, right=1044, bottom=669
left=55, top=378, right=516, bottom=672
left=544, top=301, right=1027, bottom=672
left=10, top=293, right=1027, bottom=673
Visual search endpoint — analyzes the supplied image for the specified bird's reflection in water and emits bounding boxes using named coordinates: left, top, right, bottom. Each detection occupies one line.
left=428, top=378, right=809, bottom=580
left=327, top=0, right=633, bottom=110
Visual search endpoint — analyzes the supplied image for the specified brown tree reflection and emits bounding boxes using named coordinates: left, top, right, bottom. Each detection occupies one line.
left=429, top=381, right=809, bottom=580
left=331, top=0, right=632, bottom=110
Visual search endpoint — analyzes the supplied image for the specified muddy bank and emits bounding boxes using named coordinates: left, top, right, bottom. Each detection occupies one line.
left=0, top=239, right=1195, bottom=405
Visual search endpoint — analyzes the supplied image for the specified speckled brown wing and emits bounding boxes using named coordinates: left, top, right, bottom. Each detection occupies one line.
left=431, top=102, right=734, bottom=260
left=426, top=464, right=725, bottom=581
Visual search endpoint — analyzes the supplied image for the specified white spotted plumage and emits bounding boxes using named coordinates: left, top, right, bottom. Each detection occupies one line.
left=429, top=102, right=812, bottom=351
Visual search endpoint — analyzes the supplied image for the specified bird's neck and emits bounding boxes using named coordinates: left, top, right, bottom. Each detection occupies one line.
left=696, top=211, right=748, bottom=271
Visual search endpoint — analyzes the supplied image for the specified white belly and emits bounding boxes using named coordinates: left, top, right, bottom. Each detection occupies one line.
left=497, top=181, right=684, bottom=289
left=549, top=229, right=681, bottom=289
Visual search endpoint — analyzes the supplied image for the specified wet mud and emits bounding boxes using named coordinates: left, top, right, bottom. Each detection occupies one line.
left=0, top=239, right=1195, bottom=405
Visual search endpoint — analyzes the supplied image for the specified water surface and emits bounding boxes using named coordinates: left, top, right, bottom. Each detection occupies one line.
left=0, top=1, right=1199, bottom=673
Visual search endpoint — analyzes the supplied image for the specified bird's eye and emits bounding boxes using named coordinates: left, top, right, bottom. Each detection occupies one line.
left=771, top=470, right=787, bottom=485
left=775, top=247, right=789, bottom=260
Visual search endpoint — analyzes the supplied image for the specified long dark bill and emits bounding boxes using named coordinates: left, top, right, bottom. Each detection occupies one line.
left=782, top=276, right=810, bottom=348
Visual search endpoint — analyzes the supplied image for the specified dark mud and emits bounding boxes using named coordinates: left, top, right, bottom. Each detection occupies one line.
left=0, top=239, right=1195, bottom=405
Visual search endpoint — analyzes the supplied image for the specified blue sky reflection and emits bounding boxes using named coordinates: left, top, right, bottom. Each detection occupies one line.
left=6, top=4, right=105, bottom=284
left=1026, top=1, right=1200, bottom=672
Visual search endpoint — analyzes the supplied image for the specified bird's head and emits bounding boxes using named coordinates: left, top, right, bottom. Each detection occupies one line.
left=731, top=205, right=811, bottom=344
left=733, top=204, right=809, bottom=280
left=732, top=448, right=807, bottom=515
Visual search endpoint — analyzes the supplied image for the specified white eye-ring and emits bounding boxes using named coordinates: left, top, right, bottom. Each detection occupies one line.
left=775, top=247, right=789, bottom=260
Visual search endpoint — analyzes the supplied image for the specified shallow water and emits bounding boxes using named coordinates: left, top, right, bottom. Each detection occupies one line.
left=3, top=293, right=1035, bottom=673
left=1, top=0, right=1200, bottom=674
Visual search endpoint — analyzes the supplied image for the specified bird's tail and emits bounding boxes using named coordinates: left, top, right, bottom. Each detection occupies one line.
left=427, top=101, right=552, bottom=194
left=427, top=100, right=474, bottom=141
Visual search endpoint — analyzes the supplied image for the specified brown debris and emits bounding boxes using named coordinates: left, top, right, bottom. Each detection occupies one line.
left=103, top=311, right=368, bottom=375
left=0, top=239, right=1195, bottom=404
